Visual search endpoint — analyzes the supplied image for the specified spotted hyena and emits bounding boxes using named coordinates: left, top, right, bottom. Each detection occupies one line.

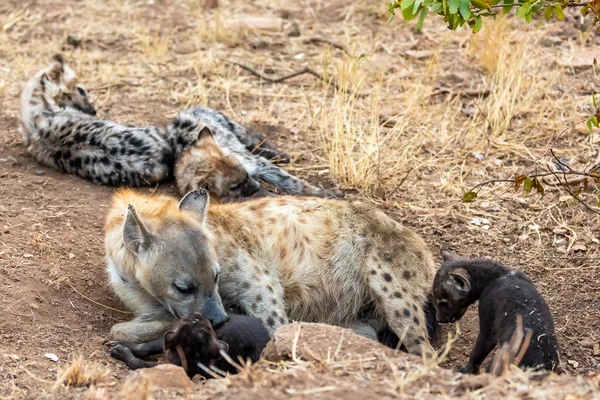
left=20, top=55, right=173, bottom=187
left=167, top=107, right=343, bottom=198
left=104, top=188, right=436, bottom=357
left=174, top=127, right=261, bottom=201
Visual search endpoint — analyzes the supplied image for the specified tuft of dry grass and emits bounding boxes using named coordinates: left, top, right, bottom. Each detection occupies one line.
left=54, top=355, right=112, bottom=390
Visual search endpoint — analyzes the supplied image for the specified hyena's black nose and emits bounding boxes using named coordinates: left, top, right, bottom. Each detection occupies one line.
left=202, top=298, right=229, bottom=328
left=241, top=177, right=261, bottom=197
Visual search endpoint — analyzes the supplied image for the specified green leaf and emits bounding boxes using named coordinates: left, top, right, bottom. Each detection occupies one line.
left=596, top=200, right=600, bottom=208
left=588, top=115, right=600, bottom=132
left=502, top=0, right=514, bottom=13
left=593, top=94, right=598, bottom=107
left=555, top=3, right=565, bottom=20
left=416, top=7, right=429, bottom=30
left=544, top=6, right=553, bottom=20
left=461, top=191, right=478, bottom=202
left=459, top=0, right=472, bottom=19
left=401, top=0, right=415, bottom=10
left=413, top=0, right=423, bottom=14
left=523, top=176, right=533, bottom=196
left=449, top=0, right=460, bottom=14
left=515, top=2, right=530, bottom=18
left=473, top=15, right=482, bottom=32
left=525, top=10, right=533, bottom=22
left=402, top=4, right=419, bottom=20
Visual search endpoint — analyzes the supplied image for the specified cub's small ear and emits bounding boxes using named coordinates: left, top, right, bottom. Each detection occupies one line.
left=123, top=205, right=153, bottom=255
left=179, top=188, right=210, bottom=223
left=197, top=127, right=215, bottom=142
left=448, top=268, right=471, bottom=294
left=51, top=54, right=65, bottom=65
left=440, top=248, right=459, bottom=263
left=164, top=329, right=180, bottom=350
left=40, top=72, right=50, bottom=85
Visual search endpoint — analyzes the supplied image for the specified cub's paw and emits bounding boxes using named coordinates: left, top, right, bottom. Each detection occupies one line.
left=110, top=344, right=134, bottom=363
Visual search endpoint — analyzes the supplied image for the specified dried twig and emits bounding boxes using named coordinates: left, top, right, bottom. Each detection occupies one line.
left=221, top=59, right=365, bottom=97
left=430, top=87, right=491, bottom=98
left=303, top=36, right=348, bottom=54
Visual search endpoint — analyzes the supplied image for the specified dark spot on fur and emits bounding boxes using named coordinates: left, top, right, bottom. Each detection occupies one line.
left=370, top=270, right=377, bottom=275
left=271, top=298, right=277, bottom=305
left=69, top=157, right=81, bottom=169
left=279, top=317, right=285, bottom=324
left=271, top=311, right=278, bottom=318
left=382, top=286, right=388, bottom=293
left=242, top=281, right=250, bottom=289
left=403, top=271, right=411, bottom=280
left=63, top=149, right=72, bottom=160
left=417, top=335, right=425, bottom=342
left=251, top=303, right=258, bottom=311
left=403, top=309, right=411, bottom=317
left=267, top=317, right=275, bottom=327
left=382, top=273, right=392, bottom=282
left=394, top=310, right=400, bottom=318
left=267, top=285, right=274, bottom=293
left=412, top=304, right=418, bottom=311
left=100, top=156, right=110, bottom=165
left=114, top=162, right=122, bottom=171
left=255, top=294, right=263, bottom=302
left=413, top=316, right=419, bottom=325
left=393, top=291, right=402, bottom=299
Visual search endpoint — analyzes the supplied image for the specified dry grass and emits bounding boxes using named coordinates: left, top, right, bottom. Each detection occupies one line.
left=54, top=355, right=112, bottom=389
left=2, top=0, right=600, bottom=398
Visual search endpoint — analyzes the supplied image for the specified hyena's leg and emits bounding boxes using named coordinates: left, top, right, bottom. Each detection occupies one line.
left=254, top=158, right=344, bottom=199
left=221, top=261, right=288, bottom=334
left=367, top=268, right=435, bottom=358
left=114, top=338, right=164, bottom=358
left=237, top=129, right=291, bottom=164
left=110, top=318, right=173, bottom=343
left=110, top=345, right=159, bottom=370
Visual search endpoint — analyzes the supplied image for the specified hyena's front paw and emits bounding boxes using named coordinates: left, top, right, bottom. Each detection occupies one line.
left=321, top=188, right=344, bottom=199
left=459, top=363, right=477, bottom=374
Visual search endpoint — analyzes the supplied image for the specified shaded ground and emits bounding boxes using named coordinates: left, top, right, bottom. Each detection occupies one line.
left=1, top=0, right=600, bottom=398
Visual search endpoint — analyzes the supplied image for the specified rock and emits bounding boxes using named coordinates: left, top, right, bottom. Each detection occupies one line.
left=262, top=322, right=398, bottom=363
left=122, top=364, right=193, bottom=392
left=229, top=16, right=285, bottom=33
left=35, top=169, right=45, bottom=176
left=558, top=48, right=600, bottom=72
left=287, top=22, right=300, bottom=37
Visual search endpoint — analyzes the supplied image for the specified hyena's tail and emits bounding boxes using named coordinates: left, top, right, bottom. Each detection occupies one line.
left=377, top=299, right=439, bottom=350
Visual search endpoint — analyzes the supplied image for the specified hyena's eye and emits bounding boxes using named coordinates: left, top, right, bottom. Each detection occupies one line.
left=214, top=272, right=220, bottom=284
left=174, top=281, right=197, bottom=295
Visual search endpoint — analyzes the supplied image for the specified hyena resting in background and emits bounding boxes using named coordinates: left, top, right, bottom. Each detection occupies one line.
left=104, top=188, right=437, bottom=357
left=20, top=55, right=173, bottom=187
left=168, top=107, right=343, bottom=198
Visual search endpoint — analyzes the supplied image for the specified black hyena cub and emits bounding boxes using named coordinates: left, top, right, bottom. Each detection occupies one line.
left=110, top=312, right=271, bottom=379
left=433, top=249, right=561, bottom=374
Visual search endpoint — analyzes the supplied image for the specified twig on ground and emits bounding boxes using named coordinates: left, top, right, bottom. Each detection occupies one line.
left=220, top=59, right=366, bottom=97
left=430, top=87, right=491, bottom=98
left=303, top=36, right=348, bottom=54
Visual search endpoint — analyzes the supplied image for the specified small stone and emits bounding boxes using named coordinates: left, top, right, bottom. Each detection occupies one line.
left=287, top=22, right=300, bottom=37
left=68, top=253, right=75, bottom=259
left=23, top=253, right=34, bottom=259
left=44, top=353, right=59, bottom=362
left=251, top=39, right=268, bottom=50
left=35, top=170, right=45, bottom=176
left=8, top=354, right=20, bottom=361
left=123, top=364, right=193, bottom=391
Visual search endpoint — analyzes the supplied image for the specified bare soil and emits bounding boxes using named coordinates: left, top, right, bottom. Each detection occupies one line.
left=1, top=0, right=600, bottom=398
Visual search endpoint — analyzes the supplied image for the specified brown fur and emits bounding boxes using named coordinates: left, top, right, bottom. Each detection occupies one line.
left=105, top=189, right=436, bottom=356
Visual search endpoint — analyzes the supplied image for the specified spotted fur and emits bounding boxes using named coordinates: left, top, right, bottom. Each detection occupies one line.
left=105, top=189, right=435, bottom=357
left=20, top=55, right=173, bottom=187
left=167, top=108, right=343, bottom=198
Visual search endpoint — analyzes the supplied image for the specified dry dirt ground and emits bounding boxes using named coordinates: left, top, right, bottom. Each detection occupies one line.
left=1, top=0, right=600, bottom=398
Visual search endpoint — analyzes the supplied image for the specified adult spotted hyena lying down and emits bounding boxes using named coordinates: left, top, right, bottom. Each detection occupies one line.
left=104, top=189, right=436, bottom=356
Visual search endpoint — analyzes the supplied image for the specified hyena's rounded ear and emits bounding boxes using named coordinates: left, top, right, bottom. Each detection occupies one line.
left=179, top=189, right=210, bottom=224
left=440, top=248, right=459, bottom=263
left=216, top=340, right=229, bottom=354
left=123, top=205, right=154, bottom=255
left=448, top=268, right=471, bottom=294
